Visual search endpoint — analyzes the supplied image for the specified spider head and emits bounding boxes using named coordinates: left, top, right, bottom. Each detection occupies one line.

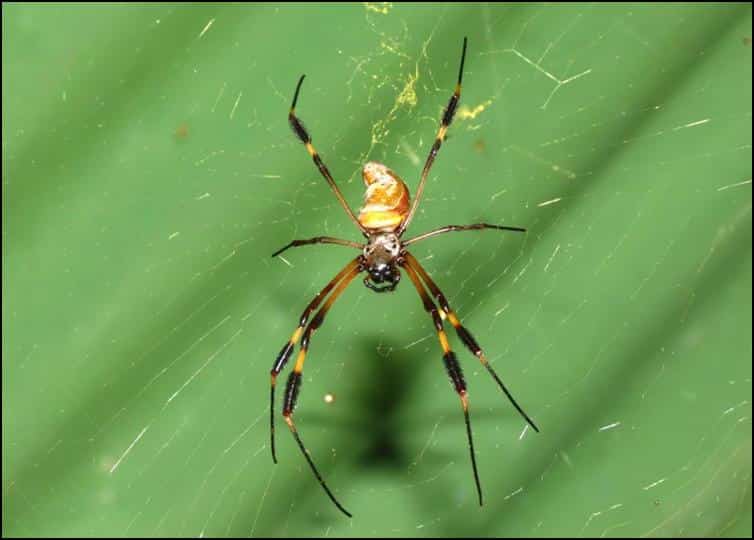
left=364, top=262, right=401, bottom=293
left=362, top=233, right=402, bottom=293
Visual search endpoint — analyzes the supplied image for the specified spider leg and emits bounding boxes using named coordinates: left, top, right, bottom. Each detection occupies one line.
left=270, top=257, right=361, bottom=464
left=288, top=75, right=367, bottom=236
left=281, top=261, right=361, bottom=517
left=403, top=223, right=526, bottom=247
left=404, top=252, right=539, bottom=432
left=401, top=259, right=483, bottom=506
left=398, top=37, right=467, bottom=236
left=271, top=236, right=363, bottom=258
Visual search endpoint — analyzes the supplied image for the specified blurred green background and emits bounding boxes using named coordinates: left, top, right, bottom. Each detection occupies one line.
left=3, top=3, right=751, bottom=537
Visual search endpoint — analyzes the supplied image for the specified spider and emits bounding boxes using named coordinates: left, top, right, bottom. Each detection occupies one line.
left=269, top=38, right=538, bottom=517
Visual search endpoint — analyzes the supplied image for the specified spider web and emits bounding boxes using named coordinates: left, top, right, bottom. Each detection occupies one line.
left=2, top=3, right=752, bottom=538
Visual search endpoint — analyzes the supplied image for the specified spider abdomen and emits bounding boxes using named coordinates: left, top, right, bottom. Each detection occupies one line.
left=358, top=161, right=410, bottom=232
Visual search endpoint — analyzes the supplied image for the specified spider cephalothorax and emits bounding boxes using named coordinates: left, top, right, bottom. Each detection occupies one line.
left=269, top=37, right=538, bottom=518
left=362, top=232, right=402, bottom=292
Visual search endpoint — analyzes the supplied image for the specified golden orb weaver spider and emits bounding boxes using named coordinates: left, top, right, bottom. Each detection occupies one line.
left=270, top=38, right=539, bottom=517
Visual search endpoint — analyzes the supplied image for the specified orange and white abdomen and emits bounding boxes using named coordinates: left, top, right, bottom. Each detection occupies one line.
left=358, top=161, right=411, bottom=232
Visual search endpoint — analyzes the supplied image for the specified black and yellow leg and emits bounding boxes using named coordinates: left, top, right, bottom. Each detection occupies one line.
left=270, top=258, right=360, bottom=464
left=404, top=253, right=539, bottom=433
left=400, top=37, right=468, bottom=235
left=281, top=263, right=361, bottom=518
left=288, top=75, right=366, bottom=235
left=402, top=260, right=483, bottom=506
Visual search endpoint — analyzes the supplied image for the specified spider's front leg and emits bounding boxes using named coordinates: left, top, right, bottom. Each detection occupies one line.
left=277, top=261, right=361, bottom=518
left=403, top=252, right=539, bottom=433
left=270, top=258, right=360, bottom=464
left=401, top=259, right=484, bottom=506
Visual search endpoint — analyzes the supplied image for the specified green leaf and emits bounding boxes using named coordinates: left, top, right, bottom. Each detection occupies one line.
left=3, top=3, right=751, bottom=537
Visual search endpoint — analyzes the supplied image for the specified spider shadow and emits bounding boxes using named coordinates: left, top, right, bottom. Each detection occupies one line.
left=350, top=338, right=418, bottom=470
left=247, top=336, right=463, bottom=533
left=296, top=337, right=435, bottom=473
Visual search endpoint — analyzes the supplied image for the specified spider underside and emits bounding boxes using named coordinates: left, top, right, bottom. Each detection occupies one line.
left=269, top=38, right=538, bottom=518
left=361, top=232, right=402, bottom=292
